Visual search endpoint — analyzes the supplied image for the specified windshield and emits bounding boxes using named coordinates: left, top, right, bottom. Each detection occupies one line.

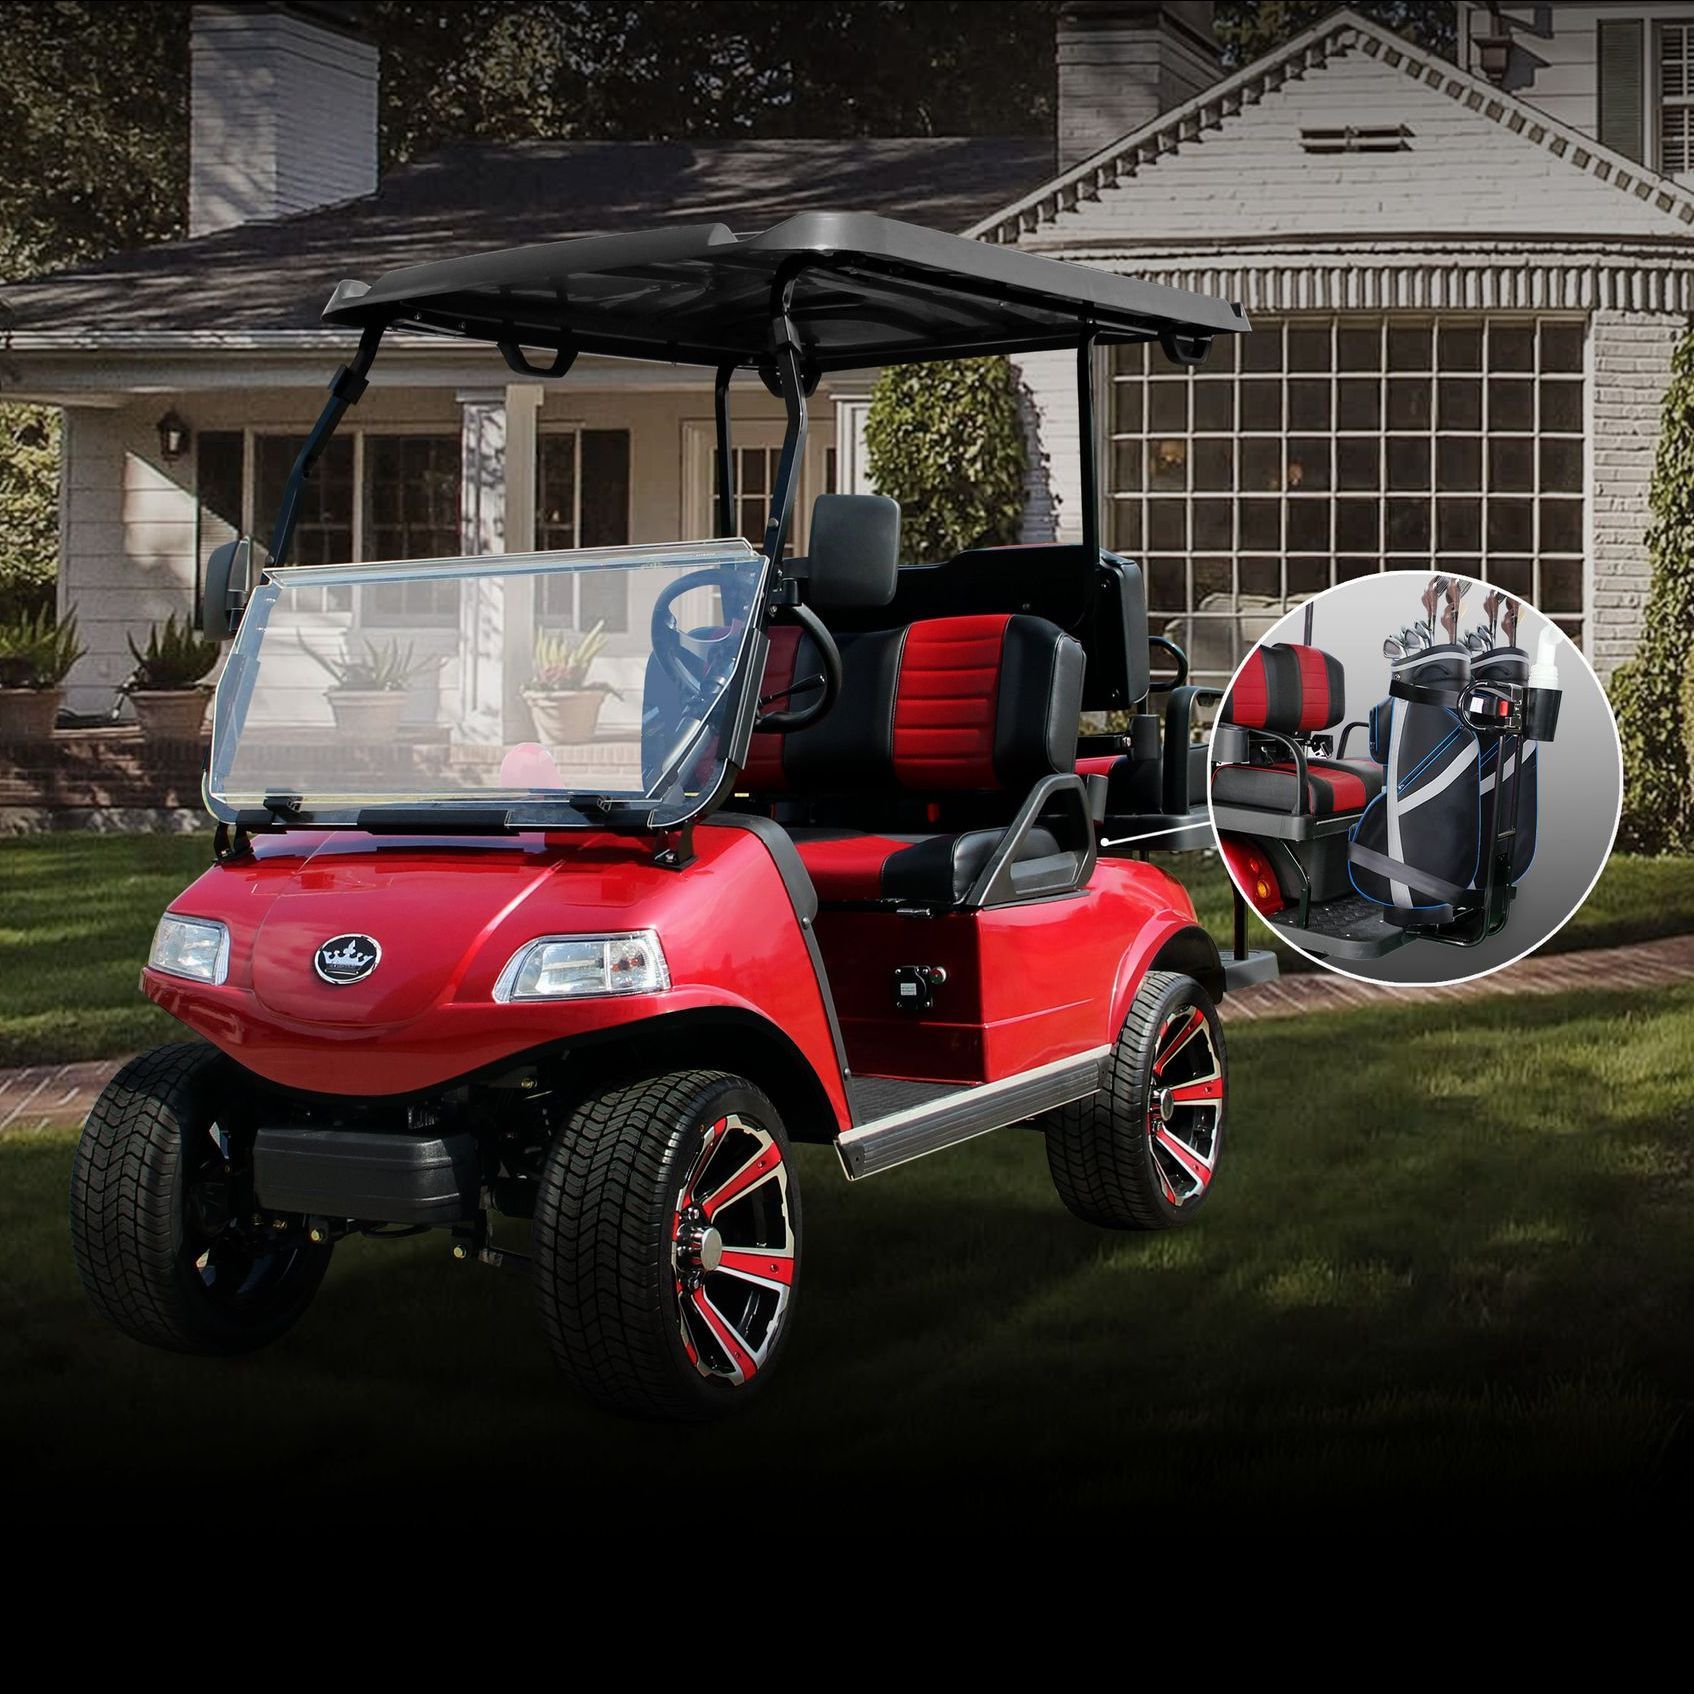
left=207, top=539, right=769, bottom=830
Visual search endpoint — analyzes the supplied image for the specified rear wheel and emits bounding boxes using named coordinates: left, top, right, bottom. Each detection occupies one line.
left=533, top=1070, right=800, bottom=1420
left=1044, top=970, right=1226, bottom=1230
left=69, top=1043, right=332, bottom=1353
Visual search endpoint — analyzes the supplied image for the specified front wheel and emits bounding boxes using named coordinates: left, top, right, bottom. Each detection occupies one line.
left=1044, top=970, right=1226, bottom=1230
left=69, top=1043, right=332, bottom=1353
left=533, top=1070, right=801, bottom=1420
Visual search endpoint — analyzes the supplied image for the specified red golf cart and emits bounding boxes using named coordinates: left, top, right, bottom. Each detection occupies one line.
left=69, top=214, right=1272, bottom=1418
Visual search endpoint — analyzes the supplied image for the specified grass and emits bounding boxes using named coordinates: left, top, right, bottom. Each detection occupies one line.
left=7, top=983, right=1694, bottom=1518
left=0, top=835, right=1689, bottom=1069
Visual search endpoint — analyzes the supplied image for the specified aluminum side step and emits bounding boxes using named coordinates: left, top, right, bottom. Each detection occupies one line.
left=835, top=1047, right=1110, bottom=1181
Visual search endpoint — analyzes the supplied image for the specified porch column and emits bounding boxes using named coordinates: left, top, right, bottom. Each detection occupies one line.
left=457, top=389, right=508, bottom=746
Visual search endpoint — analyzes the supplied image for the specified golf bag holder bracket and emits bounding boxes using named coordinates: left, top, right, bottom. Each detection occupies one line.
left=1389, top=676, right=1561, bottom=742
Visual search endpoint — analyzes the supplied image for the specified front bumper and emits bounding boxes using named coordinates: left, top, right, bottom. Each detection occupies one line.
left=254, top=1126, right=480, bottom=1224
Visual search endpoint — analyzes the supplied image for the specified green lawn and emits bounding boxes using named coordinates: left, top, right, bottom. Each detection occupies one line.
left=7, top=983, right=1694, bottom=1516
left=0, top=834, right=1690, bottom=1067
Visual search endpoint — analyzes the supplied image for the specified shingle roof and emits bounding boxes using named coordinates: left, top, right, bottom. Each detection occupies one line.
left=0, top=136, right=1053, bottom=339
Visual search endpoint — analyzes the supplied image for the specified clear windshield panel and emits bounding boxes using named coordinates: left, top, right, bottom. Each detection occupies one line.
left=207, top=540, right=768, bottom=829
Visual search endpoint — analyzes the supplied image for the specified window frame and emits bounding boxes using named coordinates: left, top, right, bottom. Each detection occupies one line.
left=1660, top=17, right=1694, bottom=177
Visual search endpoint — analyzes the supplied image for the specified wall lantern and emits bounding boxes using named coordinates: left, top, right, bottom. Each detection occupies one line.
left=157, top=409, right=191, bottom=462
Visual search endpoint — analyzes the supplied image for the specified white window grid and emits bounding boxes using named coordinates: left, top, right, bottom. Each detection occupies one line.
left=1662, top=21, right=1694, bottom=174
left=1107, top=314, right=1587, bottom=684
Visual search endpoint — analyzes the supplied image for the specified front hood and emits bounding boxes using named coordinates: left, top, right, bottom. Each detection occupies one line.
left=249, top=841, right=551, bottom=1023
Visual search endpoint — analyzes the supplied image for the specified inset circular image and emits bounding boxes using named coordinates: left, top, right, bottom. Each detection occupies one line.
left=1206, top=571, right=1621, bottom=984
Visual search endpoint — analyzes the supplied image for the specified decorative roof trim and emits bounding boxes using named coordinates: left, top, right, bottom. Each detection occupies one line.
left=967, top=7, right=1694, bottom=245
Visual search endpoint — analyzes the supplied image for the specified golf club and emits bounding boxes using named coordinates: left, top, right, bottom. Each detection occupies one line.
left=1502, top=596, right=1520, bottom=648
left=1384, top=636, right=1405, bottom=660
left=1483, top=588, right=1503, bottom=646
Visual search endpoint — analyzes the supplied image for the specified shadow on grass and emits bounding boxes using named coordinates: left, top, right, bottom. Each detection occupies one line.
left=6, top=984, right=1694, bottom=1520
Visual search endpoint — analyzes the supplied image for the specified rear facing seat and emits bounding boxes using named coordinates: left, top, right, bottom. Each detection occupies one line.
left=1211, top=641, right=1383, bottom=817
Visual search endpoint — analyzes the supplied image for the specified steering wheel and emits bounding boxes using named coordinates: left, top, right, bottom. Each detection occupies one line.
left=757, top=603, right=842, bottom=733
left=651, top=568, right=748, bottom=697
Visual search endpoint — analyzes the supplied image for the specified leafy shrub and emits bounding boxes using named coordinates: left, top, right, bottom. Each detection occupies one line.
left=0, top=604, right=84, bottom=688
left=125, top=613, right=221, bottom=691
left=1612, top=324, right=1694, bottom=852
left=0, top=404, right=59, bottom=623
left=863, top=356, right=1026, bottom=558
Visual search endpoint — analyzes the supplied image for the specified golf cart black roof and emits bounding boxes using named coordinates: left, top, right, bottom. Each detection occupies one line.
left=321, top=211, right=1247, bottom=372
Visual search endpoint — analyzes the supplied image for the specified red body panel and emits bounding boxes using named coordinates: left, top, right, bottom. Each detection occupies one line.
left=813, top=858, right=1203, bottom=1085
left=145, top=826, right=850, bottom=1123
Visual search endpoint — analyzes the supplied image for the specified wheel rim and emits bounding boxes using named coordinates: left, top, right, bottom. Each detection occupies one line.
left=1146, top=1005, right=1224, bottom=1208
left=670, top=1113, right=795, bottom=1386
left=184, top=1119, right=308, bottom=1311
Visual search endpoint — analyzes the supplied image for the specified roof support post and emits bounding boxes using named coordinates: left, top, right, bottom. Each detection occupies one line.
left=761, top=279, right=808, bottom=568
left=1077, top=329, right=1100, bottom=559
left=268, top=320, right=386, bottom=567
left=714, top=363, right=737, bottom=539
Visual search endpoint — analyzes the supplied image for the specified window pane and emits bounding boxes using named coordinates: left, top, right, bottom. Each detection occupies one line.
left=1540, top=323, right=1584, bottom=372
left=1288, top=325, right=1331, bottom=370
left=1387, top=379, right=1431, bottom=430
left=580, top=430, right=630, bottom=549
left=256, top=434, right=353, bottom=567
left=1438, top=324, right=1483, bottom=370
left=1540, top=437, right=1582, bottom=491
left=1109, top=500, right=1142, bottom=553
left=1287, top=501, right=1328, bottom=551
left=1289, top=380, right=1331, bottom=430
left=1113, top=382, right=1144, bottom=433
left=1337, top=439, right=1380, bottom=491
left=1541, top=557, right=1582, bottom=612
left=1437, top=436, right=1482, bottom=490
left=1438, top=378, right=1481, bottom=430
left=1241, top=380, right=1281, bottom=430
left=1286, top=438, right=1330, bottom=492
left=1147, top=556, right=1185, bottom=611
left=1491, top=324, right=1535, bottom=371
left=1489, top=556, right=1532, bottom=597
left=363, top=435, right=461, bottom=625
left=1149, top=383, right=1188, bottom=431
left=1490, top=379, right=1534, bottom=430
left=1336, top=501, right=1380, bottom=551
left=1239, top=557, right=1279, bottom=596
left=1438, top=498, right=1481, bottom=551
left=1387, top=437, right=1430, bottom=490
left=1540, top=499, right=1583, bottom=554
left=1193, top=382, right=1234, bottom=431
left=1149, top=440, right=1187, bottom=490
left=1387, top=498, right=1431, bottom=552
left=1238, top=499, right=1280, bottom=550
left=1148, top=500, right=1186, bottom=549
left=1193, top=438, right=1233, bottom=491
left=1388, top=325, right=1432, bottom=370
left=1112, top=439, right=1145, bottom=491
left=1338, top=378, right=1381, bottom=431
left=1287, top=556, right=1329, bottom=596
left=1489, top=438, right=1534, bottom=491
left=1540, top=380, right=1582, bottom=432
left=1241, top=326, right=1282, bottom=371
left=537, top=434, right=578, bottom=552
left=1193, top=499, right=1232, bottom=549
left=1337, top=325, right=1380, bottom=370
left=1241, top=438, right=1282, bottom=490
left=1488, top=497, right=1533, bottom=552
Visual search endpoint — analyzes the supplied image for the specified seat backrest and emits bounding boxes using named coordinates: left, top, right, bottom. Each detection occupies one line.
left=1223, top=642, right=1343, bottom=735
left=821, top=545, right=1149, bottom=713
left=745, top=612, right=1084, bottom=797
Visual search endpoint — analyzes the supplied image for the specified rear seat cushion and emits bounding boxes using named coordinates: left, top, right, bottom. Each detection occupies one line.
left=1224, top=643, right=1344, bottom=735
left=793, top=826, right=1064, bottom=905
left=1211, top=757, right=1383, bottom=816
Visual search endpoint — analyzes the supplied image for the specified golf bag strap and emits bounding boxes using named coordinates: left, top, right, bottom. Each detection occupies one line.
left=1349, top=843, right=1471, bottom=906
left=1389, top=677, right=1465, bottom=710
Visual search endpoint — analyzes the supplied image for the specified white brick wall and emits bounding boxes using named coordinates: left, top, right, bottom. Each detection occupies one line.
left=1589, top=309, right=1682, bottom=675
left=1012, top=349, right=1080, bottom=543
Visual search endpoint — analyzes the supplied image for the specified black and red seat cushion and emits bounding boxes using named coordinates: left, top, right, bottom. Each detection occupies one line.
left=745, top=612, right=1086, bottom=903
left=1210, top=757, right=1383, bottom=815
left=1224, top=642, right=1344, bottom=735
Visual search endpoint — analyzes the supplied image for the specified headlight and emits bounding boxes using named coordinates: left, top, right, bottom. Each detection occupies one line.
left=493, top=931, right=669, bottom=1002
left=149, top=914, right=231, bottom=985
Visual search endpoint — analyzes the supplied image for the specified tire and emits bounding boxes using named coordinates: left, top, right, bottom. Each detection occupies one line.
left=533, top=1070, right=800, bottom=1420
left=1044, top=970, right=1227, bottom=1231
left=69, top=1042, right=331, bottom=1354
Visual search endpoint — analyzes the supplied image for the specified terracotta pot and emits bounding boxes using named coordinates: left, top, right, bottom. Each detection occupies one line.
left=0, top=686, right=63, bottom=742
left=524, top=689, right=606, bottom=746
left=327, top=689, right=409, bottom=740
left=130, top=689, right=209, bottom=743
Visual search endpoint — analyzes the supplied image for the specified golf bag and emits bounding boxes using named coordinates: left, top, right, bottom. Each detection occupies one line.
left=1348, top=648, right=1484, bottom=922
left=1471, top=647, right=1537, bottom=885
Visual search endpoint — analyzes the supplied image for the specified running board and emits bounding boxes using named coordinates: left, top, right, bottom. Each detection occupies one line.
left=835, top=1048, right=1110, bottom=1181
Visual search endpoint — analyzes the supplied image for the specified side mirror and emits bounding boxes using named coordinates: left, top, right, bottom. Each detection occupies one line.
left=201, top=537, right=253, bottom=638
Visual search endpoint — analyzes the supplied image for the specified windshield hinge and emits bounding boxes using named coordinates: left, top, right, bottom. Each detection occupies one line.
left=261, top=793, right=304, bottom=820
left=653, top=819, right=696, bottom=871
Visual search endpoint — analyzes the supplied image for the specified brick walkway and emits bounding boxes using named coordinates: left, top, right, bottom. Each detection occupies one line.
left=4, top=933, right=1692, bottom=1134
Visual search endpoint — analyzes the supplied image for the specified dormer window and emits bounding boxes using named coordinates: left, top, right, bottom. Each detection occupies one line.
left=1597, top=16, right=1694, bottom=177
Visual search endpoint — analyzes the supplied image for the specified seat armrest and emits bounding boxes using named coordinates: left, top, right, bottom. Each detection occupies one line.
left=962, top=773, right=1096, bottom=909
left=1336, top=719, right=1369, bottom=758
left=1162, top=685, right=1222, bottom=812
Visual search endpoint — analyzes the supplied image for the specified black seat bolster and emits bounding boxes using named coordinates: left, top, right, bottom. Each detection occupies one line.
left=883, top=826, right=1061, bottom=905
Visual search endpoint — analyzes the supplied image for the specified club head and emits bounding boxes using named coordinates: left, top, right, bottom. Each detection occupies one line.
left=1383, top=637, right=1404, bottom=660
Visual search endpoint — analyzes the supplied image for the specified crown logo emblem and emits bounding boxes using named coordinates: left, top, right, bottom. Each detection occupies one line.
left=314, top=933, right=382, bottom=985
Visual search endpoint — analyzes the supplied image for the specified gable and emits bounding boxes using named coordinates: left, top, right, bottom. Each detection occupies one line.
left=993, top=23, right=1694, bottom=251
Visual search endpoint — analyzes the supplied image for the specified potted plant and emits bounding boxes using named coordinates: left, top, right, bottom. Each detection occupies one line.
left=123, top=614, right=222, bottom=742
left=0, top=606, right=83, bottom=741
left=524, top=622, right=619, bottom=745
left=301, top=634, right=440, bottom=738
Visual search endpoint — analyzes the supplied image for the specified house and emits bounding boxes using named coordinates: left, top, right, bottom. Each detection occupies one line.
left=2, top=0, right=1689, bottom=726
